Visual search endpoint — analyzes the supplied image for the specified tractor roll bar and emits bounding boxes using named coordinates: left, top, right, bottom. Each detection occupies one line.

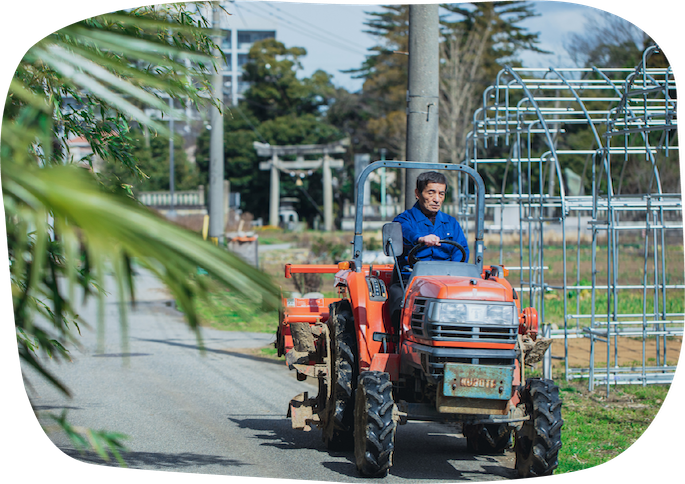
left=352, top=161, right=486, bottom=273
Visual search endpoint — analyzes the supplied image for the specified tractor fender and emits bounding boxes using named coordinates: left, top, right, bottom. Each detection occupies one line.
left=369, top=353, right=400, bottom=380
left=341, top=269, right=393, bottom=370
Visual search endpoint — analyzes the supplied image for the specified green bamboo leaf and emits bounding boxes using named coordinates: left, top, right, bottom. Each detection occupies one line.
left=4, top=161, right=278, bottom=345
left=26, top=208, right=48, bottom=334
left=85, top=429, right=109, bottom=462
left=98, top=12, right=216, bottom=39
left=8, top=79, right=52, bottom=112
left=58, top=222, right=79, bottom=306
left=63, top=43, right=203, bottom=98
left=65, top=24, right=216, bottom=63
left=45, top=44, right=188, bottom=118
left=19, top=347, right=71, bottom=397
left=29, top=47, right=168, bottom=134
left=112, top=250, right=129, bottom=357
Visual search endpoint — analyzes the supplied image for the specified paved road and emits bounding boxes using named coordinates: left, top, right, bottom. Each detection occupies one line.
left=24, top=271, right=515, bottom=481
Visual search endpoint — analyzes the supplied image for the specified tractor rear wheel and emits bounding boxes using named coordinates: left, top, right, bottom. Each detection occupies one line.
left=322, top=300, right=357, bottom=450
left=463, top=423, right=511, bottom=453
left=354, top=371, right=397, bottom=477
left=515, top=378, right=563, bottom=477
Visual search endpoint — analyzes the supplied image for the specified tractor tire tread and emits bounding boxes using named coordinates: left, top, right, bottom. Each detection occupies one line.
left=324, top=300, right=357, bottom=451
left=515, top=378, right=563, bottom=478
left=355, top=371, right=397, bottom=477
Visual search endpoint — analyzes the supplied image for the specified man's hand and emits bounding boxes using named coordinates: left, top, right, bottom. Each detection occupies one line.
left=418, top=234, right=441, bottom=247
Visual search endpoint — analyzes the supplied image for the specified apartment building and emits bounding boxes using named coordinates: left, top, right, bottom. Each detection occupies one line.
left=217, top=4, right=277, bottom=106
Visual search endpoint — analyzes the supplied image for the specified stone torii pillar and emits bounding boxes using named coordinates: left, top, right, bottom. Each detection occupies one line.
left=255, top=139, right=348, bottom=231
left=269, top=151, right=279, bottom=227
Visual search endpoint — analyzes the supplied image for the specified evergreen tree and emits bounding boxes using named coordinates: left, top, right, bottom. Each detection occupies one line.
left=196, top=38, right=345, bottom=224
left=344, top=2, right=545, bottom=191
left=99, top=130, right=199, bottom=195
left=441, top=2, right=545, bottom=87
left=561, top=11, right=676, bottom=196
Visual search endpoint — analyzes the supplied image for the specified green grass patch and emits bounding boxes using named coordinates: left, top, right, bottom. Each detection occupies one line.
left=195, top=287, right=278, bottom=333
left=258, top=237, right=283, bottom=245
left=557, top=381, right=669, bottom=473
left=259, top=346, right=280, bottom=358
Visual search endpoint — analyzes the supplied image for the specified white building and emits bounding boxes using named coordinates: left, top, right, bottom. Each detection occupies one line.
left=216, top=3, right=278, bottom=106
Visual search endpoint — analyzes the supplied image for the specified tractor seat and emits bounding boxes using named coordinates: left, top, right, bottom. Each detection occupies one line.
left=406, top=261, right=481, bottom=289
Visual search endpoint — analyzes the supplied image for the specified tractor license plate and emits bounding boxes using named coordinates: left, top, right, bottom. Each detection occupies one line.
left=443, top=363, right=513, bottom=400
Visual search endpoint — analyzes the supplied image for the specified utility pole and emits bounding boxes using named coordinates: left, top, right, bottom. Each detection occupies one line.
left=405, top=4, right=439, bottom=209
left=168, top=96, right=176, bottom=218
left=380, top=148, right=387, bottom=219
left=209, top=2, right=225, bottom=244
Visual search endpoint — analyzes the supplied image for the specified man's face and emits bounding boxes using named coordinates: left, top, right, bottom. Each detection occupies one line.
left=415, top=182, right=446, bottom=215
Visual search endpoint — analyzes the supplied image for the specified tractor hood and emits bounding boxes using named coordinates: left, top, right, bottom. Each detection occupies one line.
left=409, top=276, right=511, bottom=302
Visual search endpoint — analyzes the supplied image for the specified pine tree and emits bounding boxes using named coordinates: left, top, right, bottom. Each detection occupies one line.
left=348, top=3, right=544, bottom=167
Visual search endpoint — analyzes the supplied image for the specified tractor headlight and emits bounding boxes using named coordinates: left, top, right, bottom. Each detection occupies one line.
left=427, top=301, right=517, bottom=325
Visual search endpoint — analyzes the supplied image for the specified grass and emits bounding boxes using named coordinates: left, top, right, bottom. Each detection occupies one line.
left=556, top=381, right=669, bottom=473
left=194, top=286, right=278, bottom=333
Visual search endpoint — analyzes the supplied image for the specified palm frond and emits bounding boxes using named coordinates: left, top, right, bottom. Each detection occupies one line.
left=4, top=5, right=271, bottom=402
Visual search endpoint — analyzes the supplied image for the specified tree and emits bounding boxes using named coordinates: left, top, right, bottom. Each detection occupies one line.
left=98, top=129, right=200, bottom=194
left=347, top=5, right=410, bottom=161
left=560, top=10, right=675, bottom=196
left=4, top=4, right=277, bottom=462
left=195, top=38, right=345, bottom=224
left=348, top=3, right=544, bottom=197
left=564, top=10, right=664, bottom=68
left=438, top=19, right=490, bottom=167
left=439, top=2, right=545, bottom=174
left=441, top=2, right=545, bottom=83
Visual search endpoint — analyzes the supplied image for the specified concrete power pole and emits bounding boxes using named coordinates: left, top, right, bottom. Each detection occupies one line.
left=405, top=4, right=440, bottom=209
left=209, top=2, right=225, bottom=244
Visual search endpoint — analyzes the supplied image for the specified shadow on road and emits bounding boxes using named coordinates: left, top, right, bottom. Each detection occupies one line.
left=228, top=416, right=516, bottom=480
left=388, top=428, right=516, bottom=481
left=228, top=415, right=325, bottom=451
left=59, top=448, right=249, bottom=470
left=135, top=338, right=281, bottom=365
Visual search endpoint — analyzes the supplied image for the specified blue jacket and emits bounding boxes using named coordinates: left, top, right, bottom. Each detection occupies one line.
left=393, top=202, right=469, bottom=267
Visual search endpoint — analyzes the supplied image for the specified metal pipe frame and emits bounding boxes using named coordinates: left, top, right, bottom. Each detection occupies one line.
left=461, top=48, right=681, bottom=392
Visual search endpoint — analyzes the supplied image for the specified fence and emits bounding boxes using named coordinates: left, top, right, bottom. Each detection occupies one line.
left=138, top=186, right=205, bottom=208
left=455, top=46, right=682, bottom=393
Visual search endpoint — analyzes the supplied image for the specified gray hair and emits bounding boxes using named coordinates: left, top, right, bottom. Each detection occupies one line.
left=416, top=171, right=447, bottom=192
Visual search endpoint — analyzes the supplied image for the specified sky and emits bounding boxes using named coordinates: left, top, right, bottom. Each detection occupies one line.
left=223, top=1, right=624, bottom=92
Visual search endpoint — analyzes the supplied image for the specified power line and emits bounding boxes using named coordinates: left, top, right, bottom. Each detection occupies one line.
left=263, top=2, right=371, bottom=52
left=231, top=2, right=368, bottom=57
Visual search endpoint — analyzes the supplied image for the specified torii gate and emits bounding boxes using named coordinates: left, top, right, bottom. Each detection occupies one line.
left=255, top=139, right=348, bottom=231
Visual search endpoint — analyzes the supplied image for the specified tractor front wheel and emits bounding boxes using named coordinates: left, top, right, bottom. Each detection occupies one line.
left=514, top=378, right=563, bottom=477
left=354, top=371, right=397, bottom=477
left=322, top=300, right=357, bottom=450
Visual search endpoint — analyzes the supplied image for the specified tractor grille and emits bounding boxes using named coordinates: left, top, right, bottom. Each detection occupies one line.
left=411, top=298, right=428, bottom=336
left=427, top=354, right=515, bottom=378
left=419, top=348, right=517, bottom=382
left=426, top=322, right=517, bottom=344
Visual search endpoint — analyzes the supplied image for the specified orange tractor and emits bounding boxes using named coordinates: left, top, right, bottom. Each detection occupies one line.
left=275, top=161, right=562, bottom=477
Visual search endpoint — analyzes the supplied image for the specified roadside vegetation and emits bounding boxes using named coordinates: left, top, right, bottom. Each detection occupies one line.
left=556, top=380, right=670, bottom=473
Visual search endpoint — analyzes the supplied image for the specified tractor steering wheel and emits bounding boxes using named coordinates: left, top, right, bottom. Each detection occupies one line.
left=407, top=240, right=467, bottom=266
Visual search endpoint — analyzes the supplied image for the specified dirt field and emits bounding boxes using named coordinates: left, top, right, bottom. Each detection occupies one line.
left=550, top=335, right=682, bottom=368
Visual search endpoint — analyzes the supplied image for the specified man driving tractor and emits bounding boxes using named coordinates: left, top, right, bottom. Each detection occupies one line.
left=388, top=171, right=469, bottom=326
